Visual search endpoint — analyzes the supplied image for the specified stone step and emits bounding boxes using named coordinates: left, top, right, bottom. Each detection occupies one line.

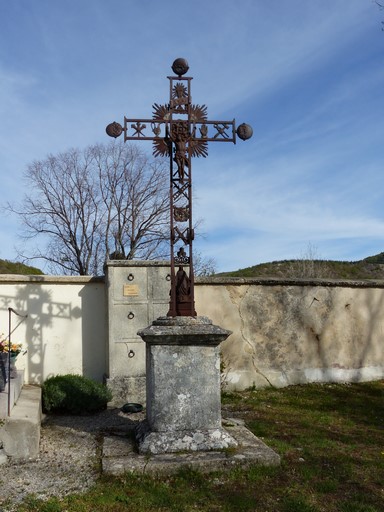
left=0, top=385, right=42, bottom=460
left=0, top=370, right=24, bottom=418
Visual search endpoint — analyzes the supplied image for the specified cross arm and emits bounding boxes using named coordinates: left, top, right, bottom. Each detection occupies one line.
left=106, top=118, right=251, bottom=143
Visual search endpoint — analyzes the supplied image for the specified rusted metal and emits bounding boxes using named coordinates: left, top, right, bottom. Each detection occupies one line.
left=106, top=58, right=252, bottom=317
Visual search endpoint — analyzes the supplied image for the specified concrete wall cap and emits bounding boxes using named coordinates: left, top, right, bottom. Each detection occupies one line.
left=104, top=260, right=170, bottom=268
left=196, top=276, right=384, bottom=289
left=0, top=274, right=104, bottom=284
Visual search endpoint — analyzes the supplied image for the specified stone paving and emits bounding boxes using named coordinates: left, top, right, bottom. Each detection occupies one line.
left=102, top=417, right=280, bottom=476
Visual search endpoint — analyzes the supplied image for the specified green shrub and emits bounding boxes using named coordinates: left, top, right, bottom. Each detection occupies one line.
left=42, top=374, right=112, bottom=414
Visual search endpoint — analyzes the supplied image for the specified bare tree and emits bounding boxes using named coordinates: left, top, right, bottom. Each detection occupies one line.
left=91, top=142, right=169, bottom=262
left=286, top=242, right=330, bottom=279
left=375, top=1, right=384, bottom=30
left=9, top=142, right=170, bottom=275
left=193, top=251, right=217, bottom=276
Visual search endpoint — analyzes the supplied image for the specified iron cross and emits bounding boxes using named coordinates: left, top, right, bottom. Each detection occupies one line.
left=106, top=58, right=252, bottom=317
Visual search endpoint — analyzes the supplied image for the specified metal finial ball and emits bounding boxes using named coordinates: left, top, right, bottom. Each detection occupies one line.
left=236, top=123, right=253, bottom=141
left=172, top=58, right=189, bottom=76
left=106, top=122, right=123, bottom=138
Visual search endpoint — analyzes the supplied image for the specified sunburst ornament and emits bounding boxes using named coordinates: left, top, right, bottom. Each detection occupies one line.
left=189, top=139, right=208, bottom=158
left=152, top=103, right=170, bottom=121
left=172, top=83, right=188, bottom=100
left=190, top=104, right=208, bottom=123
left=153, top=138, right=171, bottom=158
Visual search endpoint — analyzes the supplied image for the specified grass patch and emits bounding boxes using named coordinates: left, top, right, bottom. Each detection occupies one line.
left=16, top=381, right=384, bottom=512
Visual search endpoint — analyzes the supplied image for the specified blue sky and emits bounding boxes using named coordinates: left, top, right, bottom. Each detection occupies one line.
left=1, top=0, right=384, bottom=273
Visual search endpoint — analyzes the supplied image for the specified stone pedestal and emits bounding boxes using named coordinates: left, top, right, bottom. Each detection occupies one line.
left=136, top=316, right=237, bottom=454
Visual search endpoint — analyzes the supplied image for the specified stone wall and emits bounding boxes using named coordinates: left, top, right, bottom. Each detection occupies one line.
left=0, top=275, right=106, bottom=385
left=0, top=269, right=383, bottom=397
left=196, top=277, right=384, bottom=390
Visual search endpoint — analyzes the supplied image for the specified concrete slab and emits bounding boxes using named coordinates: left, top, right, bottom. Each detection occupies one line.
left=0, top=371, right=24, bottom=417
left=0, top=385, right=42, bottom=459
left=102, top=417, right=280, bottom=476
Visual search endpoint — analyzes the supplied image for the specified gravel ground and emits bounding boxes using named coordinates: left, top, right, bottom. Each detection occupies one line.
left=0, top=408, right=143, bottom=512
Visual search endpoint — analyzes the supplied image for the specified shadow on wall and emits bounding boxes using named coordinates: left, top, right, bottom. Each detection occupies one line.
left=355, top=287, right=384, bottom=374
left=0, top=280, right=106, bottom=384
left=78, top=284, right=106, bottom=382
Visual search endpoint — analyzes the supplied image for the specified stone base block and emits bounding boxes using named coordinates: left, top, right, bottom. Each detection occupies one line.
left=136, top=420, right=238, bottom=455
left=102, top=418, right=281, bottom=476
left=106, top=376, right=146, bottom=407
left=0, top=385, right=42, bottom=459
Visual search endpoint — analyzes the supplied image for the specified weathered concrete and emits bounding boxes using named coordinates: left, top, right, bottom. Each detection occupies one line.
left=0, top=370, right=24, bottom=417
left=196, top=278, right=384, bottom=390
left=0, top=385, right=42, bottom=459
left=0, top=449, right=7, bottom=465
left=135, top=420, right=237, bottom=454
left=136, top=316, right=234, bottom=454
left=102, top=417, right=280, bottom=475
left=106, top=376, right=146, bottom=406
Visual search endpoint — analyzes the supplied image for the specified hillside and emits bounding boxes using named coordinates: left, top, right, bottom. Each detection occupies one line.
left=218, top=253, right=384, bottom=280
left=0, top=259, right=44, bottom=275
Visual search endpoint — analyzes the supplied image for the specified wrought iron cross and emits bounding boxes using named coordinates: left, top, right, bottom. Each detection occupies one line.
left=106, top=58, right=252, bottom=317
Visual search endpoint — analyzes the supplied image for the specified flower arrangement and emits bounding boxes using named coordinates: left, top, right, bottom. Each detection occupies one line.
left=0, top=334, right=24, bottom=356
